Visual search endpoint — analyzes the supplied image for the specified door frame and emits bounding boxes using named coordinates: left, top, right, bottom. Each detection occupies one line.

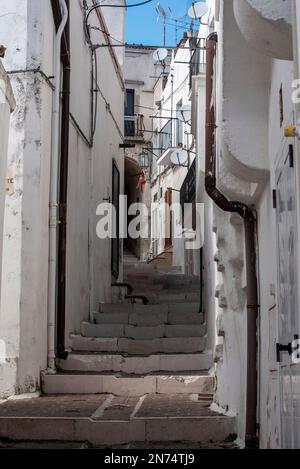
left=275, top=132, right=300, bottom=449
left=111, top=159, right=120, bottom=279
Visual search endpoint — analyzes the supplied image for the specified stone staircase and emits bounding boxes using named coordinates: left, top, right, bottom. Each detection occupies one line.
left=38, top=256, right=235, bottom=446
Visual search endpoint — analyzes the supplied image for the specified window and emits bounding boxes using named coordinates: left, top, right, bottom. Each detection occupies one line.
left=279, top=85, right=284, bottom=128
left=125, top=89, right=135, bottom=137
left=176, top=100, right=183, bottom=146
left=125, top=89, right=135, bottom=116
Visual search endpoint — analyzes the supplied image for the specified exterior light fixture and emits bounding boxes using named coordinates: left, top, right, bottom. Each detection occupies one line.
left=138, top=151, right=150, bottom=169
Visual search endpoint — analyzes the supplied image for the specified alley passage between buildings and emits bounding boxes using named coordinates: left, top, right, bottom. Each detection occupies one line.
left=0, top=253, right=234, bottom=448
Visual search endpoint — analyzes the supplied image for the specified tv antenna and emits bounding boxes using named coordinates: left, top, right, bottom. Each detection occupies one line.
left=156, top=3, right=171, bottom=47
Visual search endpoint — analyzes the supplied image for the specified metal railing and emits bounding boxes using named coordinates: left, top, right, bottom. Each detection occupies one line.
left=124, top=114, right=145, bottom=139
left=189, top=38, right=206, bottom=90
left=158, top=119, right=173, bottom=157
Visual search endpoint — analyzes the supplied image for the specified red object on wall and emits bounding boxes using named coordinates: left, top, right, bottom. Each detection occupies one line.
left=137, top=171, right=146, bottom=192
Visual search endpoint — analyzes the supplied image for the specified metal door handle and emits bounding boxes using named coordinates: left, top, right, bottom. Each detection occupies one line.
left=277, top=335, right=299, bottom=363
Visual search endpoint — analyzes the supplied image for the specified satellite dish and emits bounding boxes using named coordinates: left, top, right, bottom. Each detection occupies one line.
left=153, top=48, right=168, bottom=62
left=188, top=2, right=209, bottom=20
left=171, top=148, right=188, bottom=166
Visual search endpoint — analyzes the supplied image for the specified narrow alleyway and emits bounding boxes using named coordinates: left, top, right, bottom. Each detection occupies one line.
left=1, top=0, right=300, bottom=451
left=0, top=254, right=234, bottom=448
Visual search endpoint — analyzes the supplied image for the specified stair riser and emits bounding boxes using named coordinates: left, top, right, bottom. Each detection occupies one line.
left=81, top=322, right=207, bottom=339
left=71, top=336, right=206, bottom=355
left=124, top=293, right=201, bottom=304
left=0, top=417, right=235, bottom=446
left=42, top=374, right=214, bottom=396
left=93, top=311, right=204, bottom=327
left=57, top=353, right=212, bottom=374
left=99, top=303, right=202, bottom=315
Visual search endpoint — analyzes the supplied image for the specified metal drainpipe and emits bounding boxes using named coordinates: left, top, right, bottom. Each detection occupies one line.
left=205, top=32, right=259, bottom=448
left=47, top=0, right=68, bottom=371
left=57, top=0, right=71, bottom=360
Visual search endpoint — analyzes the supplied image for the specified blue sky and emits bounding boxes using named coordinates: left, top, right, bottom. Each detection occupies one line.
left=126, top=0, right=200, bottom=47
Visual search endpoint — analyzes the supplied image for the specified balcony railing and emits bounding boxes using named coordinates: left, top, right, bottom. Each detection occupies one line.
left=158, top=119, right=173, bottom=157
left=189, top=38, right=206, bottom=89
left=124, top=114, right=145, bottom=139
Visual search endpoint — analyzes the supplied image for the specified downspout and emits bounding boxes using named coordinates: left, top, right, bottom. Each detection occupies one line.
left=47, top=0, right=68, bottom=371
left=57, top=0, right=70, bottom=360
left=205, top=33, right=259, bottom=447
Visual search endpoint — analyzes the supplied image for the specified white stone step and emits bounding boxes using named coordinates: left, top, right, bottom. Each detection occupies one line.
left=124, top=263, right=181, bottom=271
left=126, top=292, right=201, bottom=304
left=81, top=322, right=206, bottom=339
left=70, top=335, right=206, bottom=354
left=42, top=372, right=214, bottom=396
left=94, top=308, right=204, bottom=327
left=129, top=284, right=200, bottom=294
left=0, top=398, right=234, bottom=446
left=57, top=352, right=212, bottom=374
left=99, top=302, right=201, bottom=315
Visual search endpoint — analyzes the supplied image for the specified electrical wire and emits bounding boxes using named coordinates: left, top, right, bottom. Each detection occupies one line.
left=162, top=73, right=190, bottom=105
left=86, top=0, right=154, bottom=29
left=90, top=26, right=125, bottom=45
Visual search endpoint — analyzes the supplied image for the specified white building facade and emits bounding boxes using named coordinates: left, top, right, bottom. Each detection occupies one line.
left=150, top=34, right=203, bottom=273
left=0, top=0, right=125, bottom=398
left=0, top=60, right=15, bottom=368
left=190, top=0, right=300, bottom=449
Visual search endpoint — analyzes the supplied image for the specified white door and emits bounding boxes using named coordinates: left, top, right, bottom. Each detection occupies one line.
left=276, top=141, right=300, bottom=449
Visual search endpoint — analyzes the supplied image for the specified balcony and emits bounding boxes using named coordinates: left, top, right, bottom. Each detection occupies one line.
left=156, top=120, right=173, bottom=166
left=124, top=114, right=145, bottom=142
left=189, top=38, right=206, bottom=90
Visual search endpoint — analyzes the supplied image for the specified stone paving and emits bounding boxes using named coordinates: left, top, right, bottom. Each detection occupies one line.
left=0, top=394, right=235, bottom=447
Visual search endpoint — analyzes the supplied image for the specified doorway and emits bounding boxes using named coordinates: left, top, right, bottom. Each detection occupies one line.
left=111, top=160, right=120, bottom=279
left=275, top=141, right=300, bottom=448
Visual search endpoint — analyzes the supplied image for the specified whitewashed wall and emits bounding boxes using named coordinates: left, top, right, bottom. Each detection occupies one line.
left=204, top=0, right=294, bottom=447
left=0, top=0, right=125, bottom=396
left=0, top=61, right=15, bottom=391
left=0, top=0, right=55, bottom=397
left=151, top=39, right=194, bottom=269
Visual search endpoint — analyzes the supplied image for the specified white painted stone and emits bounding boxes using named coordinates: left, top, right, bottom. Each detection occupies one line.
left=145, top=417, right=235, bottom=443
left=118, top=337, right=206, bottom=355
left=42, top=373, right=214, bottom=396
left=70, top=335, right=118, bottom=352
left=81, top=322, right=125, bottom=338
left=156, top=375, right=214, bottom=395
left=165, top=324, right=206, bottom=338
left=122, top=355, right=160, bottom=374
left=58, top=354, right=121, bottom=373
left=0, top=414, right=235, bottom=446
left=125, top=325, right=165, bottom=340
left=93, top=312, right=129, bottom=325
left=161, top=337, right=206, bottom=354
left=129, top=311, right=168, bottom=327
left=118, top=338, right=161, bottom=355
left=168, top=303, right=200, bottom=315
left=159, top=354, right=210, bottom=372
left=159, top=293, right=201, bottom=303
left=133, top=304, right=168, bottom=315
left=57, top=352, right=212, bottom=374
left=101, top=375, right=156, bottom=396
left=41, top=372, right=103, bottom=394
left=99, top=303, right=134, bottom=314
left=167, top=312, right=204, bottom=325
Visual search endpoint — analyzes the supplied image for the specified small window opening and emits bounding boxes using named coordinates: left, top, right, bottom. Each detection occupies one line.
left=279, top=85, right=284, bottom=128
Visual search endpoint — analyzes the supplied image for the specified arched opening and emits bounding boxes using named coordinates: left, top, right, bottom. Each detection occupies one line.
left=124, top=156, right=142, bottom=259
